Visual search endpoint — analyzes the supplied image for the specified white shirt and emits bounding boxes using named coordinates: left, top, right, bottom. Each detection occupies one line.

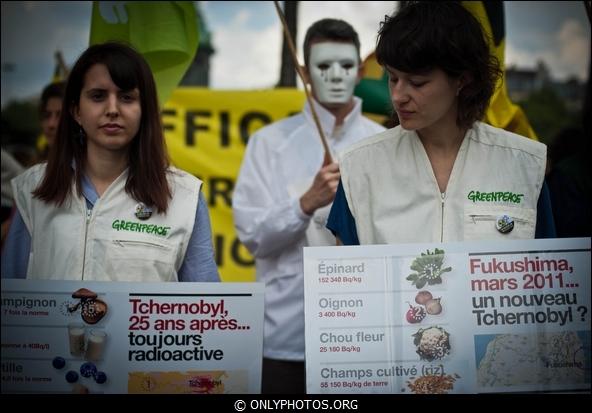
left=1, top=148, right=24, bottom=208
left=233, top=97, right=385, bottom=360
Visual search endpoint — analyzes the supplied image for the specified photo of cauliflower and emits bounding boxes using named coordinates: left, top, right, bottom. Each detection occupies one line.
left=412, top=325, right=451, bottom=361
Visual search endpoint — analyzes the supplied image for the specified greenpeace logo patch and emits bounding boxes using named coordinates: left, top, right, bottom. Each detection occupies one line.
left=112, top=220, right=171, bottom=237
left=467, top=190, right=524, bottom=204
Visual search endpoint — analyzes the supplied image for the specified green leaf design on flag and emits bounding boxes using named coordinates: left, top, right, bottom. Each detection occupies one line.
left=90, top=1, right=199, bottom=107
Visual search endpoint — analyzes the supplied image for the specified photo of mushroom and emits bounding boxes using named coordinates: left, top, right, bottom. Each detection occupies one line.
left=69, top=288, right=108, bottom=324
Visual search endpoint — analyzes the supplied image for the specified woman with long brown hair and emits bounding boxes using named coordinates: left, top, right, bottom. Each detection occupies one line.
left=2, top=42, right=219, bottom=282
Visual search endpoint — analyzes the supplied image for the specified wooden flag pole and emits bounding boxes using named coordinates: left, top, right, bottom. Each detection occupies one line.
left=273, top=1, right=333, bottom=163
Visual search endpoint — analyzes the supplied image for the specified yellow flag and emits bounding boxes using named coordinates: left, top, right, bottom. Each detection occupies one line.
left=461, top=1, right=538, bottom=140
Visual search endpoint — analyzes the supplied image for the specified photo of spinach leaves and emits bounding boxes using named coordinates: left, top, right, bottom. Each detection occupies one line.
left=406, top=248, right=452, bottom=288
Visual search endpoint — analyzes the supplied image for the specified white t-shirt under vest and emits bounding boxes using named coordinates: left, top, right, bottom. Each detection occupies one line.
left=12, top=164, right=201, bottom=281
left=339, top=122, right=547, bottom=244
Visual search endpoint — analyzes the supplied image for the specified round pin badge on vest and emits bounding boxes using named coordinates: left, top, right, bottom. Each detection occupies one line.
left=496, top=214, right=514, bottom=234
left=134, top=202, right=152, bottom=220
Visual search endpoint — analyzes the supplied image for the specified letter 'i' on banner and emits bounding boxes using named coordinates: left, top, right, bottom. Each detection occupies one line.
left=89, top=1, right=199, bottom=107
left=461, top=1, right=538, bottom=140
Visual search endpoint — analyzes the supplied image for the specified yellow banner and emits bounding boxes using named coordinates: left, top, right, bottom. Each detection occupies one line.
left=163, top=88, right=305, bottom=281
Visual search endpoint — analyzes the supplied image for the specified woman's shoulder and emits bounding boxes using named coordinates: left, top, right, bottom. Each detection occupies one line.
left=166, top=166, right=201, bottom=184
left=166, top=166, right=203, bottom=195
left=13, top=162, right=47, bottom=186
left=471, top=122, right=547, bottom=161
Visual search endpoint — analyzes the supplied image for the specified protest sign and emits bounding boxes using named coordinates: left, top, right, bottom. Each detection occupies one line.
left=304, top=238, right=590, bottom=393
left=1, top=280, right=264, bottom=394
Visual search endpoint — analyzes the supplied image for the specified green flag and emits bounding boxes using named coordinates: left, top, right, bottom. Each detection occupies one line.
left=90, top=1, right=199, bottom=107
left=354, top=51, right=391, bottom=123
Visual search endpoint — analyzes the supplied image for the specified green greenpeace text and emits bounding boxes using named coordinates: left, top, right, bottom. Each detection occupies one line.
left=112, top=220, right=171, bottom=237
left=467, top=190, right=524, bottom=204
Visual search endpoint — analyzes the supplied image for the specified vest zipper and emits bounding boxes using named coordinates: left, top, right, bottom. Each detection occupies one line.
left=440, top=192, right=445, bottom=242
left=81, top=208, right=92, bottom=279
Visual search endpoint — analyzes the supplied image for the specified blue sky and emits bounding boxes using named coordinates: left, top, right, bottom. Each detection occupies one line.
left=1, top=1, right=590, bottom=108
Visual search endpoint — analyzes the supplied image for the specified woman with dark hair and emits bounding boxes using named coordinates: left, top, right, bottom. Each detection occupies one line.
left=2, top=42, right=219, bottom=282
left=327, top=2, right=555, bottom=245
left=37, top=80, right=66, bottom=162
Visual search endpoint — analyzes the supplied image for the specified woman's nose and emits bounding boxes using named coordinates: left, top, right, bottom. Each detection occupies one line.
left=391, top=82, right=410, bottom=104
left=105, top=94, right=119, bottom=116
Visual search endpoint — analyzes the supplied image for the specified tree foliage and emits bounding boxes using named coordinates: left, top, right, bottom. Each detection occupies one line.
left=518, top=86, right=580, bottom=146
left=1, top=99, right=40, bottom=148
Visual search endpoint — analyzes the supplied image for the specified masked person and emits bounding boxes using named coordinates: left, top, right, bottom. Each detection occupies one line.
left=327, top=2, right=555, bottom=246
left=232, top=19, right=386, bottom=394
left=1, top=42, right=219, bottom=282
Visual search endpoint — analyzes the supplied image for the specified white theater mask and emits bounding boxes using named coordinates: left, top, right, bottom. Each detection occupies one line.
left=308, top=42, right=359, bottom=106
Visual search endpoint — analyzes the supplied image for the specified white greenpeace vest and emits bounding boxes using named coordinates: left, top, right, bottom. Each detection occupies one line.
left=339, top=122, right=547, bottom=244
left=12, top=164, right=201, bottom=281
